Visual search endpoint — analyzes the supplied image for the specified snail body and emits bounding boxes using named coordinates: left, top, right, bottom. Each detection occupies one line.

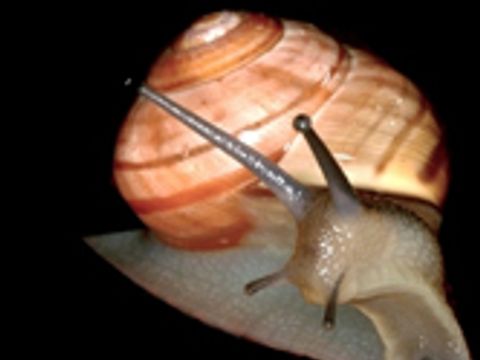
left=86, top=11, right=470, bottom=360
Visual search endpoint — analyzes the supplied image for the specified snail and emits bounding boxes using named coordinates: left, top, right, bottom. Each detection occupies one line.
left=85, top=11, right=471, bottom=360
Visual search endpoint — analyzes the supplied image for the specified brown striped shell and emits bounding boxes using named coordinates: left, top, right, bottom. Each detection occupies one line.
left=114, top=11, right=448, bottom=250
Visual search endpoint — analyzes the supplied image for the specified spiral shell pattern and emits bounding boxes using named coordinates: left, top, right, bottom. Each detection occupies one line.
left=114, top=11, right=448, bottom=249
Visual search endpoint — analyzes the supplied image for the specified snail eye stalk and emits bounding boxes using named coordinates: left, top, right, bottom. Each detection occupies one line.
left=293, top=114, right=362, bottom=216
left=138, top=85, right=316, bottom=220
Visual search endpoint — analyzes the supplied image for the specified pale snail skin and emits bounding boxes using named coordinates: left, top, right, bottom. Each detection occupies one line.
left=86, top=11, right=471, bottom=360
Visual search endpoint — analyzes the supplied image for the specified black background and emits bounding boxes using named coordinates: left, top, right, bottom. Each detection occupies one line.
left=63, top=1, right=478, bottom=358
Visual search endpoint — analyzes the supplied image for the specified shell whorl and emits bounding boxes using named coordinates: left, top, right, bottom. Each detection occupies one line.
left=148, top=12, right=283, bottom=90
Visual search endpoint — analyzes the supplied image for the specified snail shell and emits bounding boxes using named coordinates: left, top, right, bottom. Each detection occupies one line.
left=114, top=11, right=448, bottom=249
left=86, top=11, right=470, bottom=360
